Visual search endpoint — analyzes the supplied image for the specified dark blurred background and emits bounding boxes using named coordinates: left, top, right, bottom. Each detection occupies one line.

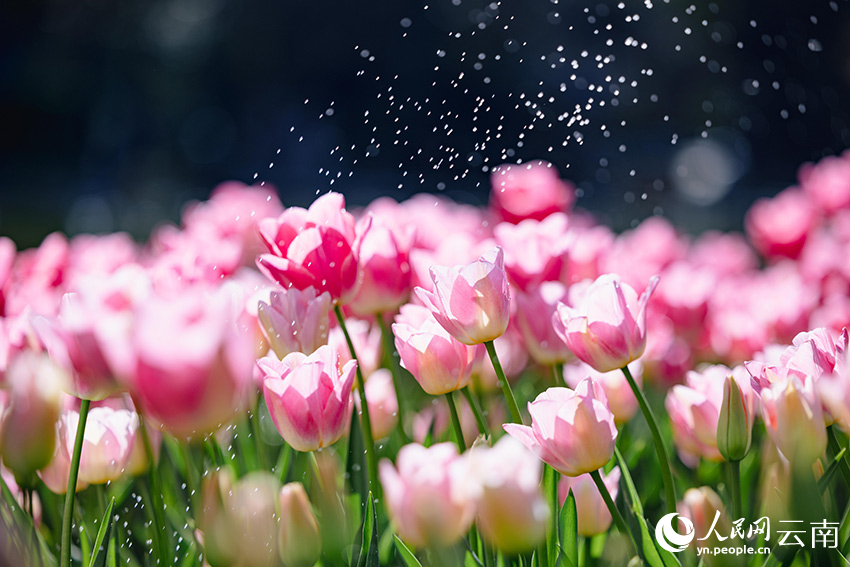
left=2, top=0, right=850, bottom=248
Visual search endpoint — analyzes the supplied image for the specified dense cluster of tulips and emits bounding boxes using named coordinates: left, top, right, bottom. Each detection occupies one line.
left=3, top=152, right=850, bottom=567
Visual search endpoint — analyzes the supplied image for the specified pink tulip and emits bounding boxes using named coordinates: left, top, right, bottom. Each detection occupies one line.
left=393, top=305, right=476, bottom=395
left=58, top=403, right=138, bottom=485
left=493, top=213, right=571, bottom=292
left=563, top=361, right=641, bottom=424
left=349, top=215, right=414, bottom=315
left=504, top=379, right=618, bottom=476
left=470, top=437, right=548, bottom=554
left=559, top=467, right=621, bottom=536
left=665, top=365, right=755, bottom=466
left=116, top=283, right=256, bottom=440
left=259, top=345, right=355, bottom=452
left=4, top=232, right=68, bottom=317
left=257, top=192, right=362, bottom=303
left=257, top=288, right=331, bottom=359
left=360, top=368, right=399, bottom=440
left=0, top=236, right=16, bottom=315
left=379, top=443, right=476, bottom=548
left=799, top=151, right=850, bottom=215
left=678, top=487, right=731, bottom=558
left=415, top=246, right=511, bottom=345
left=1, top=351, right=66, bottom=482
left=653, top=262, right=716, bottom=333
left=515, top=282, right=573, bottom=365
left=553, top=274, right=659, bottom=372
left=759, top=375, right=826, bottom=465
left=745, top=188, right=817, bottom=260
left=489, top=161, right=575, bottom=224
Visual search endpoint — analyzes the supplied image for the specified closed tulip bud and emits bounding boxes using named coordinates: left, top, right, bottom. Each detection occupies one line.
left=259, top=345, right=355, bottom=452
left=553, top=274, right=659, bottom=373
left=717, top=375, right=752, bottom=462
left=470, top=437, right=548, bottom=555
left=201, top=470, right=282, bottom=567
left=1, top=352, right=66, bottom=483
left=503, top=379, right=618, bottom=476
left=257, top=288, right=331, bottom=360
left=415, top=246, right=511, bottom=345
left=360, top=368, right=398, bottom=440
left=393, top=306, right=476, bottom=396
left=279, top=482, right=321, bottom=567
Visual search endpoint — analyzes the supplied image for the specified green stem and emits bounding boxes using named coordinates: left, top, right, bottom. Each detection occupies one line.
left=446, top=391, right=466, bottom=452
left=250, top=401, right=266, bottom=470
left=620, top=365, right=677, bottom=514
left=728, top=459, right=742, bottom=520
left=334, top=305, right=381, bottom=500
left=308, top=451, right=325, bottom=494
left=484, top=340, right=523, bottom=424
left=552, top=363, right=564, bottom=387
left=827, top=425, right=850, bottom=490
left=376, top=313, right=411, bottom=443
left=546, top=465, right=560, bottom=567
left=583, top=536, right=593, bottom=567
left=461, top=387, right=491, bottom=439
left=182, top=443, right=200, bottom=514
left=139, top=417, right=171, bottom=564
left=589, top=469, right=636, bottom=557
left=60, top=398, right=90, bottom=567
left=275, top=443, right=294, bottom=484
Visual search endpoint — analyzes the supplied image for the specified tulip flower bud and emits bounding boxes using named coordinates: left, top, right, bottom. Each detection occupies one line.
left=1, top=352, right=66, bottom=484
left=201, top=470, right=283, bottom=567
left=717, top=375, right=752, bottom=462
left=279, top=482, right=322, bottom=567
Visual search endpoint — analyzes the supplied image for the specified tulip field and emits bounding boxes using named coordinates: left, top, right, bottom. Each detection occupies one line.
left=3, top=154, right=850, bottom=567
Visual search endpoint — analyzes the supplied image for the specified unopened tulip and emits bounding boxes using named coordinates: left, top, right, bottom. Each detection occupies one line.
left=489, top=161, right=575, bottom=224
left=504, top=379, right=618, bottom=476
left=257, top=287, right=331, bottom=359
left=470, top=436, right=548, bottom=554
left=553, top=274, right=658, bottom=372
left=760, top=375, right=827, bottom=465
left=1, top=351, right=66, bottom=483
left=279, top=482, right=322, bottom=567
left=514, top=282, right=573, bottom=365
left=201, top=470, right=282, bottom=567
left=717, top=375, right=753, bottom=462
left=257, top=192, right=362, bottom=303
left=379, top=443, right=475, bottom=548
left=393, top=306, right=476, bottom=395
left=415, top=246, right=511, bottom=345
left=349, top=216, right=414, bottom=315
left=559, top=467, right=621, bottom=536
left=259, top=345, right=356, bottom=452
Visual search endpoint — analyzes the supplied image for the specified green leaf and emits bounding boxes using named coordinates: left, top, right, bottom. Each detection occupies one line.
left=819, top=447, right=847, bottom=493
left=543, top=465, right=560, bottom=567
left=559, top=489, right=578, bottom=567
left=639, top=517, right=683, bottom=567
left=464, top=550, right=479, bottom=567
left=89, top=497, right=115, bottom=567
left=346, top=409, right=367, bottom=507
left=355, top=491, right=379, bottom=567
left=394, top=535, right=423, bottom=567
left=614, top=446, right=644, bottom=516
